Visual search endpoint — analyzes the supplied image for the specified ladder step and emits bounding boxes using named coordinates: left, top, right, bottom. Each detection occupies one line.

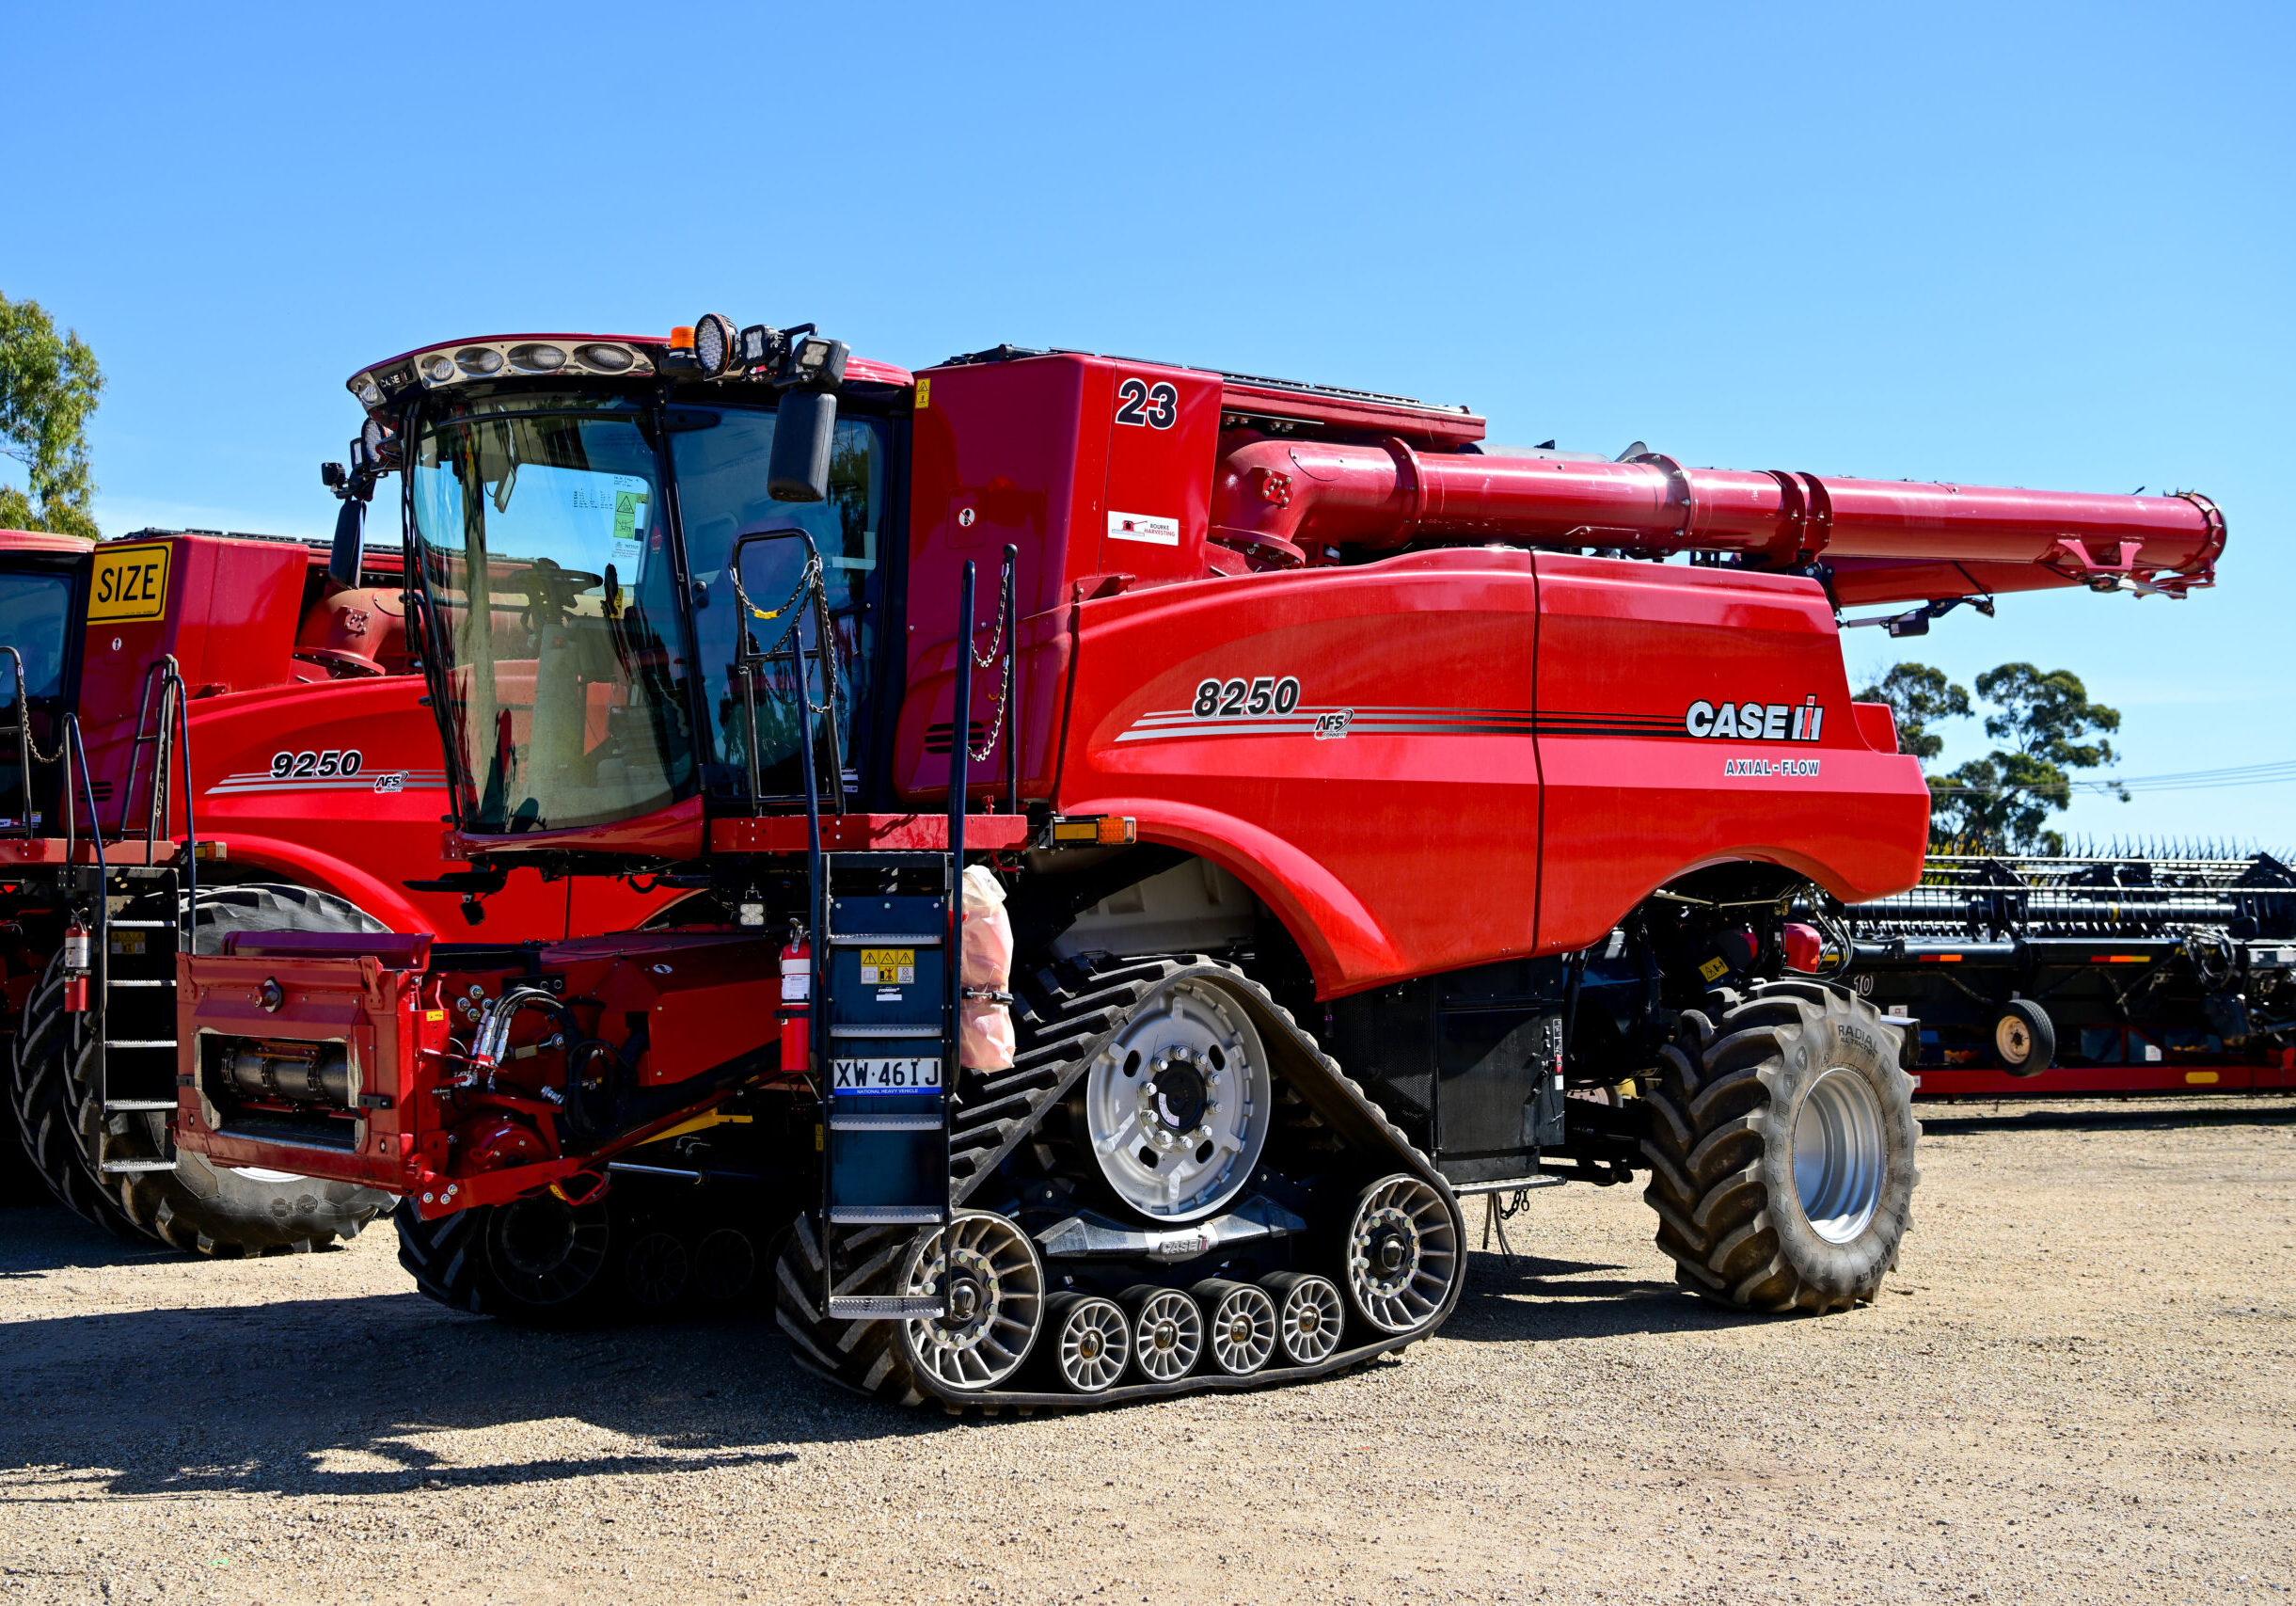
left=110, top=920, right=171, bottom=930
left=100, top=1158, right=177, bottom=1174
left=829, top=1113, right=945, bottom=1132
left=103, top=1100, right=178, bottom=1112
left=105, top=1039, right=178, bottom=1049
left=827, top=1295, right=946, bottom=1320
left=828, top=1024, right=942, bottom=1039
left=828, top=932, right=943, bottom=946
left=108, top=978, right=175, bottom=989
left=828, top=1205, right=946, bottom=1226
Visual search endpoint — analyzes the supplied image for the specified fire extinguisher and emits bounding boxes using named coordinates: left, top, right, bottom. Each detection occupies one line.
left=780, top=923, right=812, bottom=1073
left=61, top=918, right=91, bottom=1014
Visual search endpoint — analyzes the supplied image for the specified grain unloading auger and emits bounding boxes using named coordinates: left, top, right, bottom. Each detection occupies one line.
left=166, top=321, right=2224, bottom=1408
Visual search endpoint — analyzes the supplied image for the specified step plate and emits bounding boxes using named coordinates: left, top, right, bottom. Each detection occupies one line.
left=827, top=1295, right=947, bottom=1320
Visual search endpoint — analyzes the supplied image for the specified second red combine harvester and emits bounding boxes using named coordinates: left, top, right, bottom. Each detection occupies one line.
left=169, top=317, right=2224, bottom=1407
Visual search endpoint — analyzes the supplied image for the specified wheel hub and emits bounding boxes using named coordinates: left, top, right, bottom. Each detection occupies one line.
left=1792, top=1066, right=1888, bottom=1244
left=496, top=1198, right=577, bottom=1276
left=1358, top=1208, right=1421, bottom=1298
left=1082, top=979, right=1274, bottom=1223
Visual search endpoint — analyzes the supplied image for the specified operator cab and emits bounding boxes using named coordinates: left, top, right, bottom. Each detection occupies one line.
left=342, top=322, right=910, bottom=846
left=0, top=534, right=91, bottom=833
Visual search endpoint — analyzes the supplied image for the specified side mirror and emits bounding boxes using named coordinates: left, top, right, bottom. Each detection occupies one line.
left=327, top=495, right=365, bottom=588
left=768, top=389, right=837, bottom=503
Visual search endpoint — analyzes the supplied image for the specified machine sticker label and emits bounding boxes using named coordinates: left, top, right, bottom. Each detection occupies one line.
left=209, top=759, right=446, bottom=797
left=1722, top=757, right=1822, bottom=778
left=1698, top=955, right=1731, bottom=983
left=1685, top=697, right=1825, bottom=741
left=88, top=544, right=170, bottom=622
left=831, top=1057, right=942, bottom=1093
left=1113, top=377, right=1179, bottom=429
left=859, top=948, right=916, bottom=985
left=1116, top=689, right=1535, bottom=744
left=1108, top=511, right=1181, bottom=547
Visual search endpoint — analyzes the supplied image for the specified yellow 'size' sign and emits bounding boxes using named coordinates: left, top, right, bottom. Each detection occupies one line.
left=88, top=544, right=170, bottom=622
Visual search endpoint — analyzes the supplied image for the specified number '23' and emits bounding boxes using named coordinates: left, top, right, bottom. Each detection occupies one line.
left=1114, top=377, right=1179, bottom=430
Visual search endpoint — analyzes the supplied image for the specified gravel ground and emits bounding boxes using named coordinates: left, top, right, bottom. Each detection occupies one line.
left=3, top=1095, right=2292, bottom=1606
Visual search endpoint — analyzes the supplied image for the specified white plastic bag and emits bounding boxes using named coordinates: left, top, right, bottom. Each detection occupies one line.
left=958, top=864, right=1015, bottom=1071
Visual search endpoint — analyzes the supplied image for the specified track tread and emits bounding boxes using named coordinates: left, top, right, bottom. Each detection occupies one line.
left=775, top=953, right=1465, bottom=1411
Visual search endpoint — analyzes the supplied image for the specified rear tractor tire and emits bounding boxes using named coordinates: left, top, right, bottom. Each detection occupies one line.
left=395, top=1191, right=616, bottom=1325
left=8, top=883, right=394, bottom=1254
left=1640, top=979, right=1920, bottom=1313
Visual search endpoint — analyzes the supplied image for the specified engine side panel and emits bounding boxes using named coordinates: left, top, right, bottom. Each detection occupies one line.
left=1055, top=549, right=1928, bottom=997
left=1533, top=553, right=1929, bottom=953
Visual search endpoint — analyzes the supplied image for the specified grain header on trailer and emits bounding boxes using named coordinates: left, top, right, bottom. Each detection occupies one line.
left=167, top=315, right=2222, bottom=1405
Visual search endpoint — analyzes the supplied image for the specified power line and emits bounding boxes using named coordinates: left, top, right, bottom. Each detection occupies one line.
left=1924, top=758, right=2296, bottom=798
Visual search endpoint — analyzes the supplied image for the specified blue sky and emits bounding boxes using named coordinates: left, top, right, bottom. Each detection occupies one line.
left=6, top=2, right=2288, bottom=844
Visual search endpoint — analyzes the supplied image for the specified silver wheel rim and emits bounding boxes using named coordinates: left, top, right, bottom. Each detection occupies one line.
left=1995, top=1014, right=2032, bottom=1064
left=1131, top=1289, right=1202, bottom=1381
left=1207, top=1284, right=1277, bottom=1376
left=1053, top=1296, right=1131, bottom=1392
left=899, top=1212, right=1045, bottom=1391
left=1083, top=979, right=1272, bottom=1223
left=1792, top=1067, right=1887, bottom=1244
left=1345, top=1175, right=1458, bottom=1334
left=1275, top=1275, right=1344, bottom=1364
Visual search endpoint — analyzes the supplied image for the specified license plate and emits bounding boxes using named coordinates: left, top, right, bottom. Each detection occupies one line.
left=860, top=947, right=916, bottom=985
left=831, top=1057, right=942, bottom=1093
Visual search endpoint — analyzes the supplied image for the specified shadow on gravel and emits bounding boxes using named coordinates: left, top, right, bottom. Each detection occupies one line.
left=0, top=1224, right=944, bottom=1499
left=1442, top=1248, right=1768, bottom=1343
left=0, top=1207, right=184, bottom=1276
left=1918, top=1099, right=2296, bottom=1137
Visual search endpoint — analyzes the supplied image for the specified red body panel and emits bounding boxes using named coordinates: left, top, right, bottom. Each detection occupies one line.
left=1050, top=546, right=1925, bottom=997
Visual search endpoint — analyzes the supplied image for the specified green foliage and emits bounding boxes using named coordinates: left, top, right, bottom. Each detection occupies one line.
left=0, top=293, right=104, bottom=541
left=1861, top=660, right=2125, bottom=855
left=1852, top=663, right=1971, bottom=761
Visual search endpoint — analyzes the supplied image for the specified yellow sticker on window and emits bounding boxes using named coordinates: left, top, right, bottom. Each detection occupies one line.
left=89, top=543, right=170, bottom=622
left=860, top=947, right=916, bottom=985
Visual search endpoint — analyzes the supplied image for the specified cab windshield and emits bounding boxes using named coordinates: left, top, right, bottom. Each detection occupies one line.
left=412, top=408, right=690, bottom=833
left=409, top=396, right=886, bottom=834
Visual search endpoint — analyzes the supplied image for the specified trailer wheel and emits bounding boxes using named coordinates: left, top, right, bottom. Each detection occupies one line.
left=1991, top=998, right=2054, bottom=1075
left=1639, top=979, right=1921, bottom=1312
left=7, top=884, right=395, bottom=1254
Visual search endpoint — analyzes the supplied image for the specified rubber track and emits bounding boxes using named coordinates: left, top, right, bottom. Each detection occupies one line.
left=774, top=955, right=1468, bottom=1411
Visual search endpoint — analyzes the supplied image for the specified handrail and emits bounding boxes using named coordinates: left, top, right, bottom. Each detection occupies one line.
left=726, top=527, right=847, bottom=819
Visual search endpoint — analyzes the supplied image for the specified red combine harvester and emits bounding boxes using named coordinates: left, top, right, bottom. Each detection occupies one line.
left=169, top=317, right=2223, bottom=1407
left=0, top=522, right=658, bottom=1250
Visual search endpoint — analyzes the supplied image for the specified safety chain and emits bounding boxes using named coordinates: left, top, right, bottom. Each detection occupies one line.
left=732, top=553, right=843, bottom=719
left=964, top=593, right=1012, bottom=764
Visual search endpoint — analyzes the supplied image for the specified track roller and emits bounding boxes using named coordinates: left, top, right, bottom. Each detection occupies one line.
left=1342, top=1172, right=1462, bottom=1335
left=1045, top=1292, right=1132, bottom=1393
left=1194, top=1278, right=1277, bottom=1376
left=622, top=1230, right=692, bottom=1310
left=1123, top=1284, right=1203, bottom=1382
left=895, top=1211, right=1047, bottom=1392
left=1262, top=1270, right=1344, bottom=1365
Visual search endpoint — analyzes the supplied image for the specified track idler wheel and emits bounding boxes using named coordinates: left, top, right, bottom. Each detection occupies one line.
left=894, top=1211, right=1047, bottom=1392
left=1194, top=1278, right=1277, bottom=1376
left=1262, top=1270, right=1344, bottom=1365
left=1044, top=1293, right=1132, bottom=1393
left=1342, top=1173, right=1462, bottom=1336
left=1123, top=1284, right=1203, bottom=1382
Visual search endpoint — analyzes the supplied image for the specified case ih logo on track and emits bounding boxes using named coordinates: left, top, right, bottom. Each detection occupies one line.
left=1685, top=696, right=1826, bottom=742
